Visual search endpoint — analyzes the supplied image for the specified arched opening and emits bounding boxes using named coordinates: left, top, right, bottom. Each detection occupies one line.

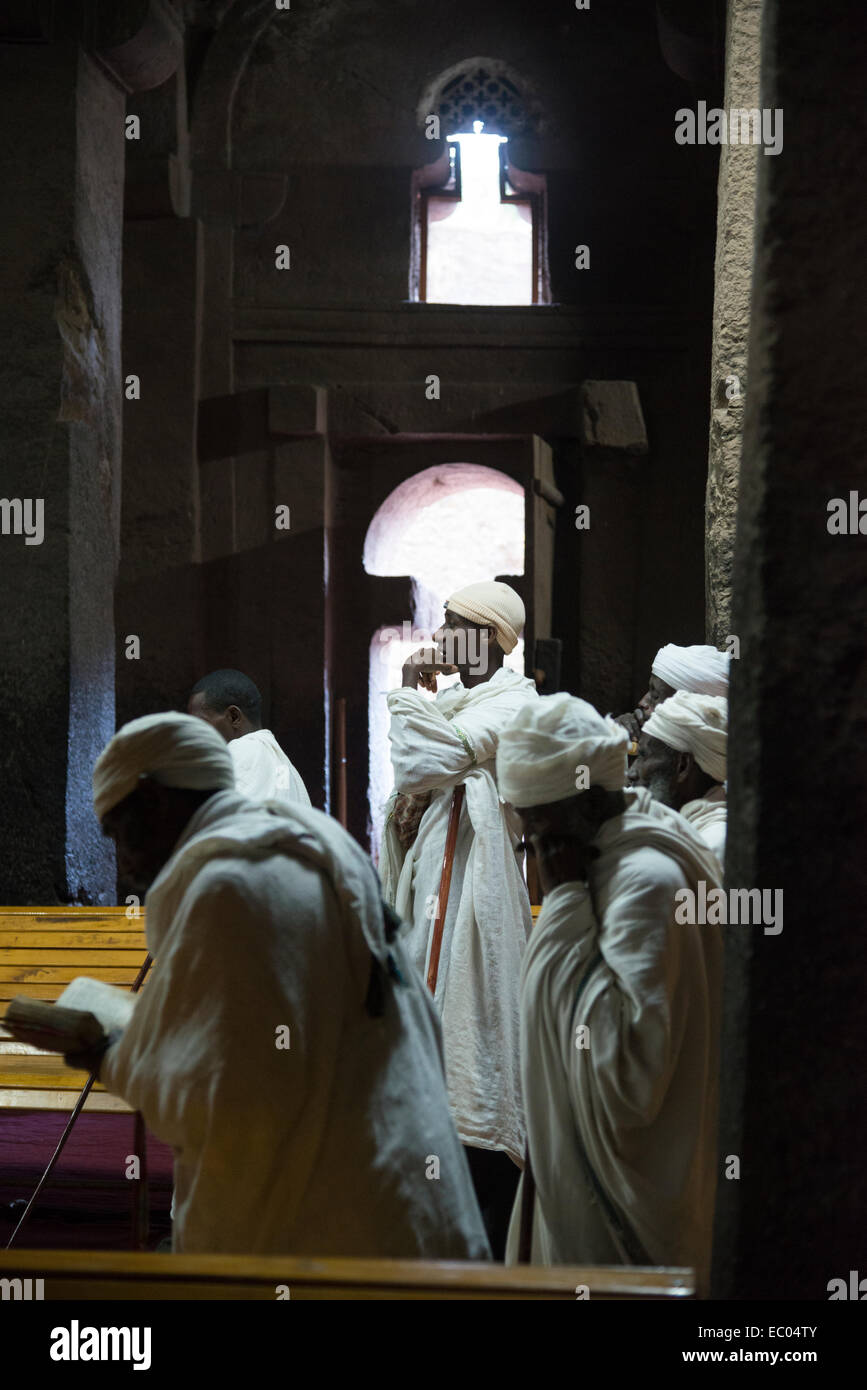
left=364, top=463, right=524, bottom=858
left=411, top=59, right=549, bottom=304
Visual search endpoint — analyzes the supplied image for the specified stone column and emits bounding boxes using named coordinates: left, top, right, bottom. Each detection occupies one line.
left=705, top=0, right=762, bottom=646
left=0, top=3, right=181, bottom=902
left=712, top=0, right=867, bottom=1298
left=0, top=42, right=124, bottom=902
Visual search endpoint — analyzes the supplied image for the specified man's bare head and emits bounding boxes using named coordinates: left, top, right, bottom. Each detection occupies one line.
left=188, top=669, right=262, bottom=743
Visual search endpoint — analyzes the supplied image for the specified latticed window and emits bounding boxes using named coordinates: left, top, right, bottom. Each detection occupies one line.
left=411, top=61, right=549, bottom=305
left=436, top=65, right=529, bottom=137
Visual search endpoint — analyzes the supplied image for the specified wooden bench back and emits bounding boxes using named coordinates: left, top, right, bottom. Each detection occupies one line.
left=0, top=1249, right=695, bottom=1300
left=0, top=908, right=146, bottom=1112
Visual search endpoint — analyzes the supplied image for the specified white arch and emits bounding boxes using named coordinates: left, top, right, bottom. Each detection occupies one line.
left=365, top=462, right=524, bottom=858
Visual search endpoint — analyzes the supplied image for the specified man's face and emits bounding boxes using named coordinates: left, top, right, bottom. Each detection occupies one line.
left=630, top=732, right=678, bottom=806
left=101, top=785, right=170, bottom=897
left=432, top=610, right=492, bottom=678
left=188, top=690, right=235, bottom=743
left=637, top=674, right=677, bottom=721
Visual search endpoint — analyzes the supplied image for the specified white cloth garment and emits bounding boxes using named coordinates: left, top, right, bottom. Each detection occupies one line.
left=506, top=787, right=723, bottom=1291
left=100, top=790, right=490, bottom=1259
left=380, top=666, right=539, bottom=1165
left=642, top=691, right=728, bottom=784
left=496, top=693, right=630, bottom=806
left=651, top=644, right=730, bottom=697
left=230, top=729, right=311, bottom=807
left=681, top=785, right=727, bottom=863
left=93, top=713, right=234, bottom=821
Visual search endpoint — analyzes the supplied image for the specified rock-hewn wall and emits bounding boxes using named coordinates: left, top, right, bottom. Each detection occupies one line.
left=713, top=0, right=867, bottom=1299
left=706, top=0, right=762, bottom=646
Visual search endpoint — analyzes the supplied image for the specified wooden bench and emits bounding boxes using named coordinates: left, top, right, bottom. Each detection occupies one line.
left=0, top=908, right=148, bottom=1113
left=0, top=1249, right=694, bottom=1300
left=2, top=905, right=542, bottom=1111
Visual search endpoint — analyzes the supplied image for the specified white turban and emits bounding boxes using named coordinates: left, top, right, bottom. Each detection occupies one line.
left=642, top=691, right=728, bottom=784
left=651, top=643, right=730, bottom=696
left=445, top=581, right=525, bottom=654
left=497, top=693, right=629, bottom=807
left=93, top=712, right=235, bottom=822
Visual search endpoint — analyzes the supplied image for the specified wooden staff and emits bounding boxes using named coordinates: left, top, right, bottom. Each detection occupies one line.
left=5, top=951, right=153, bottom=1250
left=518, top=841, right=539, bottom=1263
left=426, top=784, right=465, bottom=995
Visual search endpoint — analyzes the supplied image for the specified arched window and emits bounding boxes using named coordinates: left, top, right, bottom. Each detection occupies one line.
left=411, top=60, right=550, bottom=305
left=364, top=463, right=524, bottom=858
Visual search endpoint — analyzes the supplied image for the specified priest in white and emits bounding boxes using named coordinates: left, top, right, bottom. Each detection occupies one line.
left=379, top=580, right=539, bottom=1256
left=633, top=690, right=728, bottom=863
left=616, top=642, right=730, bottom=744
left=188, top=668, right=311, bottom=807
left=84, top=712, right=490, bottom=1260
left=497, top=694, right=723, bottom=1290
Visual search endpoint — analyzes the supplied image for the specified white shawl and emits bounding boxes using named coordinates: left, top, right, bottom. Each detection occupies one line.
left=509, top=787, right=722, bottom=1288
left=380, top=667, right=539, bottom=1165
left=230, top=729, right=311, bottom=808
left=681, top=786, right=727, bottom=864
left=100, top=791, right=490, bottom=1260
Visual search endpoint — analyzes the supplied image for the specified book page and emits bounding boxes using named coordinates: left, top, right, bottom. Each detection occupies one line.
left=55, top=977, right=138, bottom=1035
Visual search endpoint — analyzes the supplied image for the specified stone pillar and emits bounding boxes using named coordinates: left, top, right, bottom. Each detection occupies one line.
left=0, top=43, right=124, bottom=902
left=712, top=0, right=867, bottom=1298
left=0, top=3, right=181, bottom=902
left=705, top=0, right=762, bottom=646
left=116, top=73, right=206, bottom=726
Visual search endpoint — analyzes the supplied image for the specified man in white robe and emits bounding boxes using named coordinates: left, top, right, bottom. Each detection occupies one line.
left=632, top=690, right=728, bottom=863
left=82, top=713, right=490, bottom=1259
left=497, top=695, right=723, bottom=1291
left=616, top=642, right=730, bottom=744
left=379, top=581, right=539, bottom=1256
left=188, top=668, right=311, bottom=807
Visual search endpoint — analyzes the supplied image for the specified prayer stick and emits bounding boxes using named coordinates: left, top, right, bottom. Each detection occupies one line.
left=426, top=784, right=465, bottom=996
left=5, top=952, right=153, bottom=1250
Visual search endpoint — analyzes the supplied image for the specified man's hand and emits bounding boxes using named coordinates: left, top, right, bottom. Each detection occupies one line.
left=613, top=710, right=643, bottom=744
left=64, top=1045, right=107, bottom=1080
left=393, top=791, right=432, bottom=849
left=64, top=1034, right=114, bottom=1080
left=402, top=647, right=458, bottom=693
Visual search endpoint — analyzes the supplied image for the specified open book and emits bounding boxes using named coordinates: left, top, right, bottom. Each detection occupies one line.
left=1, top=977, right=137, bottom=1053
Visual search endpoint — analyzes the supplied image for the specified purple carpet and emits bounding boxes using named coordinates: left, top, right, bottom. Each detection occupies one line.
left=0, top=1112, right=174, bottom=1249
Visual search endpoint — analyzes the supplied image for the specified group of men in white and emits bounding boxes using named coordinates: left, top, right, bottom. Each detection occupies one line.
left=56, top=578, right=731, bottom=1286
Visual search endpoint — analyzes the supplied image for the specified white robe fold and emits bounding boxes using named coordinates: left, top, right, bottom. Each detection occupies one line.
left=507, top=787, right=722, bottom=1289
left=681, top=784, right=727, bottom=863
left=380, top=668, right=539, bottom=1166
left=100, top=791, right=490, bottom=1259
left=230, top=729, right=311, bottom=807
